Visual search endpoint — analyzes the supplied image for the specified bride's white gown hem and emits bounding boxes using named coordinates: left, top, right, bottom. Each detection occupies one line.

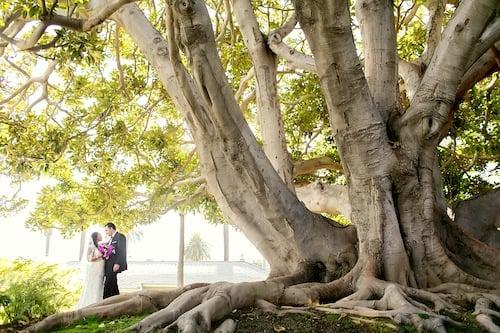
left=76, top=244, right=105, bottom=309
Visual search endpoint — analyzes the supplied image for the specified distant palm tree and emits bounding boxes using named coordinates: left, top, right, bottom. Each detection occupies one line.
left=127, top=228, right=144, bottom=249
left=126, top=228, right=143, bottom=242
left=185, top=232, right=210, bottom=261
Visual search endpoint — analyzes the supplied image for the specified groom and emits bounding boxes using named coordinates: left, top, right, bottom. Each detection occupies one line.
left=103, top=222, right=127, bottom=299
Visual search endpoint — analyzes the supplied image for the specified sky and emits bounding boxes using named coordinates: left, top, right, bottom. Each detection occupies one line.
left=0, top=177, right=266, bottom=266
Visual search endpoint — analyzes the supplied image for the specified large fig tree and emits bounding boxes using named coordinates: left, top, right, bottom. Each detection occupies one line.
left=0, top=0, right=498, bottom=332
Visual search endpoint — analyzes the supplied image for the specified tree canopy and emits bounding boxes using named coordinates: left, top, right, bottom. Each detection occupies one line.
left=1, top=0, right=496, bottom=236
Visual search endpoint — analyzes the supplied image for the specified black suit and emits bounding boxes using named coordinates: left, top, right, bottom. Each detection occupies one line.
left=104, top=232, right=127, bottom=299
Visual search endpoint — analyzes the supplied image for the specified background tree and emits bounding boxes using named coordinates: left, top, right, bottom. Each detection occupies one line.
left=0, top=0, right=498, bottom=332
left=184, top=232, right=210, bottom=262
left=43, top=228, right=52, bottom=257
left=223, top=223, right=229, bottom=262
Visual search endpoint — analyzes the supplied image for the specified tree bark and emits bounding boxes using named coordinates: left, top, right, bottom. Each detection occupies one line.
left=232, top=0, right=294, bottom=191
left=165, top=0, right=357, bottom=278
left=223, top=224, right=229, bottom=261
left=178, top=213, right=185, bottom=288
left=295, top=182, right=351, bottom=218
left=453, top=188, right=500, bottom=249
left=293, top=0, right=414, bottom=286
left=44, top=229, right=52, bottom=257
left=113, top=4, right=299, bottom=276
left=79, top=230, right=86, bottom=261
left=355, top=0, right=398, bottom=123
left=294, top=0, right=499, bottom=287
left=292, top=157, right=343, bottom=177
left=422, top=0, right=446, bottom=65
left=114, top=4, right=358, bottom=278
left=393, top=0, right=498, bottom=287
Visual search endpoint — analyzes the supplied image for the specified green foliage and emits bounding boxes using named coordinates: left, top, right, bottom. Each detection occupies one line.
left=439, top=74, right=499, bottom=204
left=12, top=0, right=42, bottom=19
left=0, top=259, right=80, bottom=325
left=397, top=20, right=426, bottom=61
left=0, top=186, right=28, bottom=217
left=51, top=314, right=149, bottom=333
left=192, top=197, right=226, bottom=224
left=51, top=29, right=105, bottom=65
left=325, top=214, right=351, bottom=226
left=281, top=73, right=329, bottom=154
left=0, top=17, right=201, bottom=234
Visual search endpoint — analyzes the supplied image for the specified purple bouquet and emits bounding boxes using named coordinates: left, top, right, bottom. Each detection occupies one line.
left=98, top=243, right=115, bottom=260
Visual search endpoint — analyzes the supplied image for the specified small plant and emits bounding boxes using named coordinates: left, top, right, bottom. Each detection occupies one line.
left=0, top=258, right=80, bottom=326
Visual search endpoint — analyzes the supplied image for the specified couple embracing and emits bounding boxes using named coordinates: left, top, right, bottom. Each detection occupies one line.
left=77, top=223, right=127, bottom=309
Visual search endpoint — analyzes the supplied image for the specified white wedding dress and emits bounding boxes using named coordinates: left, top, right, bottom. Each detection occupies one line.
left=76, top=243, right=105, bottom=309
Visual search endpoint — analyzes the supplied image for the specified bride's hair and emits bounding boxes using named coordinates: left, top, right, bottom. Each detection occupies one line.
left=91, top=232, right=100, bottom=248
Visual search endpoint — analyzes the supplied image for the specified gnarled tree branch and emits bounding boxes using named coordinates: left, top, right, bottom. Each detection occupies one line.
left=268, top=15, right=316, bottom=73
left=293, top=156, right=343, bottom=177
left=46, top=0, right=138, bottom=32
left=401, top=0, right=497, bottom=145
left=355, top=0, right=398, bottom=122
left=467, top=17, right=500, bottom=69
left=422, top=0, right=446, bottom=65
left=398, top=58, right=422, bottom=101
left=296, top=182, right=351, bottom=218
left=233, top=0, right=294, bottom=189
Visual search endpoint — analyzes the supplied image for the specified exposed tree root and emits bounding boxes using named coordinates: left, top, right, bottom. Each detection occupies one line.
left=126, top=264, right=324, bottom=332
left=22, top=273, right=500, bottom=333
left=22, top=263, right=500, bottom=333
left=122, top=263, right=499, bottom=333
left=249, top=271, right=499, bottom=333
left=255, top=299, right=315, bottom=317
left=319, top=282, right=464, bottom=333
left=128, top=284, right=212, bottom=333
left=290, top=277, right=500, bottom=333
left=159, top=271, right=313, bottom=333
left=212, top=319, right=236, bottom=333
left=22, top=283, right=209, bottom=333
left=474, top=298, right=500, bottom=333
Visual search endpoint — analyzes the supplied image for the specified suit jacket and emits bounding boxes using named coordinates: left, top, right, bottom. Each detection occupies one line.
left=105, top=232, right=127, bottom=274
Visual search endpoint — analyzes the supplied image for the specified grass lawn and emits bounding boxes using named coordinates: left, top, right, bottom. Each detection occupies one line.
left=50, top=314, right=150, bottom=333
left=49, top=308, right=492, bottom=333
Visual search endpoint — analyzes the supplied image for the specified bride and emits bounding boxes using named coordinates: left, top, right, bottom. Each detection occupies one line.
left=76, top=232, right=105, bottom=309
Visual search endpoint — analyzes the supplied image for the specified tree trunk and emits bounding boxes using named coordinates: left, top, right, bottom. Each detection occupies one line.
left=114, top=3, right=357, bottom=278
left=113, top=5, right=300, bottom=276
left=293, top=0, right=499, bottom=288
left=223, top=224, right=229, bottom=262
left=233, top=0, right=295, bottom=191
left=78, top=230, right=86, bottom=261
left=178, top=213, right=185, bottom=288
left=453, top=188, right=500, bottom=249
left=44, top=229, right=52, bottom=257
left=294, top=0, right=415, bottom=286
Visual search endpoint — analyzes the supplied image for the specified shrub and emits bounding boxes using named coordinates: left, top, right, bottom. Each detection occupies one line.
left=0, top=258, right=80, bottom=326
